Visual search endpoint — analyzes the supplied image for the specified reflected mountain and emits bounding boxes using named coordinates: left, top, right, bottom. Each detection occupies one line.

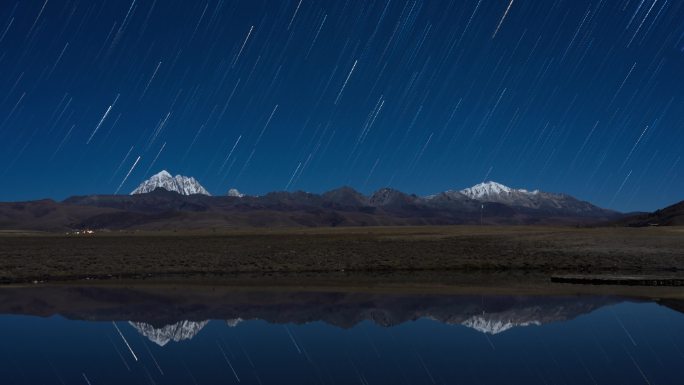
left=128, top=296, right=608, bottom=346
left=126, top=294, right=619, bottom=345
left=3, top=285, right=679, bottom=345
left=128, top=320, right=208, bottom=346
left=461, top=315, right=541, bottom=334
left=226, top=318, right=244, bottom=327
left=3, top=287, right=683, bottom=385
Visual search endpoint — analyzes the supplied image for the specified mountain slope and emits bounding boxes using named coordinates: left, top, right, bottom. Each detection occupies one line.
left=0, top=199, right=120, bottom=231
left=619, top=200, right=684, bottom=226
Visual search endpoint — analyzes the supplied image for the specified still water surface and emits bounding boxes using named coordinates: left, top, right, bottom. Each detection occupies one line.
left=1, top=292, right=683, bottom=384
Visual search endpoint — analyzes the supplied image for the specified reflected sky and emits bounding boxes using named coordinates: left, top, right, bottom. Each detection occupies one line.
left=2, top=295, right=684, bottom=384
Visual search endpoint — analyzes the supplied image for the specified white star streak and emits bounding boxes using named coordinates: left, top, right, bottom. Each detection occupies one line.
left=255, top=105, right=278, bottom=144
left=87, top=106, right=111, bottom=144
left=492, top=0, right=515, bottom=39
left=456, top=0, right=482, bottom=46
left=217, top=342, right=240, bottom=382
left=87, top=94, right=120, bottom=144
left=627, top=0, right=659, bottom=47
left=620, top=125, right=649, bottom=170
left=109, top=145, right=134, bottom=183
left=285, top=162, right=301, bottom=190
left=232, top=25, right=254, bottom=67
left=287, top=0, right=303, bottom=30
left=144, top=142, right=166, bottom=176
left=305, top=14, right=327, bottom=59
left=610, top=169, right=633, bottom=207
left=26, top=0, right=48, bottom=40
left=140, top=61, right=162, bottom=100
left=334, top=60, right=357, bottom=105
left=112, top=321, right=138, bottom=361
left=50, top=124, right=75, bottom=160
left=0, top=17, right=13, bottom=44
left=115, top=156, right=141, bottom=194
left=219, top=135, right=242, bottom=173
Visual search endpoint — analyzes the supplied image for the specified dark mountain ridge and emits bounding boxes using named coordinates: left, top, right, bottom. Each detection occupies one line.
left=618, top=200, right=684, bottom=227
left=0, top=285, right=639, bottom=332
left=0, top=183, right=622, bottom=231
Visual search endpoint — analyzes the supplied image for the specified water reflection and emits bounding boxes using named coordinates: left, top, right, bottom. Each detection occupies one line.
left=1, top=286, right=683, bottom=384
left=121, top=295, right=622, bottom=346
left=129, top=320, right=209, bottom=346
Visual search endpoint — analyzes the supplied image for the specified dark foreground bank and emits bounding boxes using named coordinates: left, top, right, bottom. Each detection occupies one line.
left=1, top=226, right=683, bottom=285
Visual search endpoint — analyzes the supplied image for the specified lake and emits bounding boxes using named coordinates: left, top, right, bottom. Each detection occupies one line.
left=1, top=288, right=683, bottom=384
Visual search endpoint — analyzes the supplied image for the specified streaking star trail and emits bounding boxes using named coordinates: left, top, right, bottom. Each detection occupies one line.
left=0, top=0, right=682, bottom=212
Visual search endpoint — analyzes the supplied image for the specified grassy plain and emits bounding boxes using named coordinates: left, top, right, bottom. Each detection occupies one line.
left=0, top=226, right=682, bottom=285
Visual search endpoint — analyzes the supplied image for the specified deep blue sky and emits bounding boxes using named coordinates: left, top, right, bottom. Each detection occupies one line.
left=0, top=0, right=682, bottom=211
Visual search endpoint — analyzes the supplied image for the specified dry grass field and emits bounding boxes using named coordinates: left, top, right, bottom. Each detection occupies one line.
left=0, top=226, right=682, bottom=285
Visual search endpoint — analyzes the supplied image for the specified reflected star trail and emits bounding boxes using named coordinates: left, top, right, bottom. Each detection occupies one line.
left=0, top=0, right=682, bottom=211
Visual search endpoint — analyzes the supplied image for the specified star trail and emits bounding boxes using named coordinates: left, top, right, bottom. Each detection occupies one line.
left=0, top=0, right=683, bottom=211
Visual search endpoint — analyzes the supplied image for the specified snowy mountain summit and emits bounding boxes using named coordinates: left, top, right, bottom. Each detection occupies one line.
left=460, top=181, right=538, bottom=200
left=461, top=315, right=541, bottom=334
left=227, top=188, right=244, bottom=198
left=128, top=320, right=209, bottom=346
left=130, top=170, right=211, bottom=196
left=455, top=180, right=603, bottom=212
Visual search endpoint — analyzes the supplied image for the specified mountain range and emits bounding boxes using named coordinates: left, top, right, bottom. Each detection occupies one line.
left=0, top=170, right=668, bottom=231
left=129, top=295, right=614, bottom=346
left=0, top=284, right=641, bottom=341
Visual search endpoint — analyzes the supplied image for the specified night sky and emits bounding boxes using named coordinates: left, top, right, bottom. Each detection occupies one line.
left=0, top=0, right=682, bottom=212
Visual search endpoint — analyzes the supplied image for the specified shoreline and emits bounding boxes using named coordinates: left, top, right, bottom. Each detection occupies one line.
left=1, top=280, right=684, bottom=327
left=3, top=269, right=684, bottom=287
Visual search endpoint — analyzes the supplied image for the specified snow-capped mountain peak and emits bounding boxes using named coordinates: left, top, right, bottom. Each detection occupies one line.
left=460, top=181, right=539, bottom=200
left=128, top=320, right=209, bottom=346
left=155, top=170, right=172, bottom=179
left=461, top=315, right=541, bottom=334
left=227, top=188, right=244, bottom=198
left=130, top=170, right=211, bottom=196
left=226, top=318, right=244, bottom=327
